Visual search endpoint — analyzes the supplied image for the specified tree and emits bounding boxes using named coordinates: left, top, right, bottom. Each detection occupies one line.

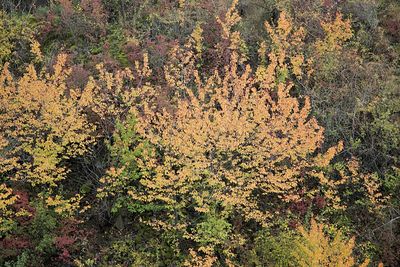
left=293, top=218, right=370, bottom=267
left=95, top=2, right=381, bottom=262
left=129, top=1, right=347, bottom=224
left=0, top=54, right=94, bottom=215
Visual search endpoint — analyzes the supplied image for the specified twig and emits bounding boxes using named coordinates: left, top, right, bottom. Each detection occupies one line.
left=372, top=216, right=400, bottom=232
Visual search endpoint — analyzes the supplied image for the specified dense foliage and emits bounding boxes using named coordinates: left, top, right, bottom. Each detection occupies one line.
left=0, top=0, right=399, bottom=266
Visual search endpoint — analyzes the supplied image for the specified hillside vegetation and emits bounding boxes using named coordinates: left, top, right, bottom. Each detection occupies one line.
left=0, top=0, right=399, bottom=266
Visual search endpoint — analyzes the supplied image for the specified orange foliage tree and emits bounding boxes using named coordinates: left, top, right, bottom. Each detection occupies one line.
left=127, top=2, right=345, bottom=224
left=95, top=2, right=384, bottom=261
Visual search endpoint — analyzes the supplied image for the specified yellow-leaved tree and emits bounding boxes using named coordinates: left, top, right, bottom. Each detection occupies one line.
left=293, top=218, right=370, bottom=267
left=0, top=184, right=17, bottom=235
left=0, top=53, right=95, bottom=216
